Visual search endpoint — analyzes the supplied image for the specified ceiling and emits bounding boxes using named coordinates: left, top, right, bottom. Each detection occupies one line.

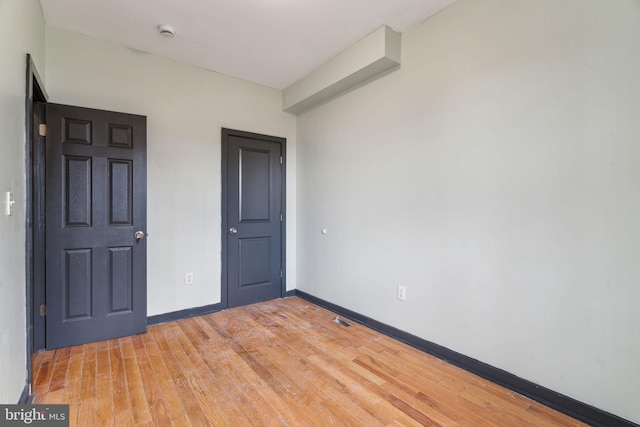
left=39, top=0, right=456, bottom=90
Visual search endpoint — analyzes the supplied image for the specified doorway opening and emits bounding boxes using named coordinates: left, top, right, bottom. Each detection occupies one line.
left=25, top=53, right=48, bottom=402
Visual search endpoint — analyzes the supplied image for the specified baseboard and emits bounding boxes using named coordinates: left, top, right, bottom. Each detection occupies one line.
left=294, top=290, right=638, bottom=427
left=147, top=303, right=223, bottom=326
left=147, top=292, right=301, bottom=326
left=18, top=384, right=33, bottom=404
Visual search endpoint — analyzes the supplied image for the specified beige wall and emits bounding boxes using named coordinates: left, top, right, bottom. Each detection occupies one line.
left=45, top=27, right=297, bottom=316
left=0, top=0, right=45, bottom=403
left=296, top=0, right=640, bottom=422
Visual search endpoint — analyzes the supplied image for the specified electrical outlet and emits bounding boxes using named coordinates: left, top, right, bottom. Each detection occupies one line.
left=185, top=272, right=194, bottom=285
left=397, top=285, right=407, bottom=301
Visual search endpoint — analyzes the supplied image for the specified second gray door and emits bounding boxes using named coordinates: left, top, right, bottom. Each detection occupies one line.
left=222, top=129, right=285, bottom=308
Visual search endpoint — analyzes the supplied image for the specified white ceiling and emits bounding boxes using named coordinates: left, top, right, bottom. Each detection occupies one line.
left=39, top=0, right=456, bottom=90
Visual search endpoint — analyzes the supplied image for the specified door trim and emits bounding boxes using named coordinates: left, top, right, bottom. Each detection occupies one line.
left=221, top=128, right=286, bottom=308
left=25, top=53, right=48, bottom=401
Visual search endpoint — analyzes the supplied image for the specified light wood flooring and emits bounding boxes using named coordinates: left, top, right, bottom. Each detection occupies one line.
left=32, top=297, right=587, bottom=426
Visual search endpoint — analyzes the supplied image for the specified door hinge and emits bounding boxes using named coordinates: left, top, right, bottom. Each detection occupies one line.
left=280, top=156, right=283, bottom=165
left=39, top=304, right=46, bottom=317
left=280, top=269, right=283, bottom=279
left=38, top=124, right=46, bottom=137
left=280, top=212, right=283, bottom=222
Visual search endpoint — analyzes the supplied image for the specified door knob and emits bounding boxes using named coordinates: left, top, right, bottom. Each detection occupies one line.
left=229, top=227, right=238, bottom=234
left=135, top=231, right=145, bottom=242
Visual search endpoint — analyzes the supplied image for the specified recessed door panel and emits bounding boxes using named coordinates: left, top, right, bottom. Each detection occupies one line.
left=240, top=148, right=270, bottom=222
left=65, top=156, right=92, bottom=227
left=108, top=124, right=133, bottom=148
left=108, top=159, right=133, bottom=225
left=239, top=237, right=272, bottom=287
left=64, top=248, right=92, bottom=320
left=109, top=247, right=133, bottom=313
left=64, top=118, right=91, bottom=145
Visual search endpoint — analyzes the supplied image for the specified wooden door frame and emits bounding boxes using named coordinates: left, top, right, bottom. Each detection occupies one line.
left=24, top=54, right=48, bottom=401
left=220, top=128, right=287, bottom=309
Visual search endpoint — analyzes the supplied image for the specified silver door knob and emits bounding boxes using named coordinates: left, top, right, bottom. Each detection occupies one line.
left=135, top=231, right=145, bottom=242
left=229, top=227, right=238, bottom=234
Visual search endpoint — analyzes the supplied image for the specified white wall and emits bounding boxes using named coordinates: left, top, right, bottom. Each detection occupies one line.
left=45, top=27, right=297, bottom=316
left=0, top=0, right=45, bottom=403
left=296, top=0, right=640, bottom=423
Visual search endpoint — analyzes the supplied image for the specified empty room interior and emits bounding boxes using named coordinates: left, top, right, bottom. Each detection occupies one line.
left=1, top=0, right=639, bottom=425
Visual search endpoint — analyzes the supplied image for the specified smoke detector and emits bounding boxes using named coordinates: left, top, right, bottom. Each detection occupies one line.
left=158, top=25, right=176, bottom=38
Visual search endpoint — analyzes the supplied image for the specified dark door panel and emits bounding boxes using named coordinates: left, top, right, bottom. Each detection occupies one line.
left=46, top=103, right=146, bottom=349
left=223, top=129, right=285, bottom=308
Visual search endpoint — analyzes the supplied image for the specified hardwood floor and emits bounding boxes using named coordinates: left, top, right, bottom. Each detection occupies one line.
left=32, top=297, right=587, bottom=426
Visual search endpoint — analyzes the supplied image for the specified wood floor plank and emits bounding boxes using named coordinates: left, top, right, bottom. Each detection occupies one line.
left=192, top=316, right=305, bottom=426
left=525, top=402, right=586, bottom=427
left=303, top=352, right=422, bottom=426
left=204, top=314, right=335, bottom=427
left=95, top=340, right=111, bottom=377
left=32, top=349, right=55, bottom=394
left=47, top=351, right=71, bottom=393
left=108, top=338, right=134, bottom=427
left=145, top=328, right=193, bottom=427
left=42, top=389, right=65, bottom=405
left=123, top=354, right=153, bottom=425
left=251, top=329, right=383, bottom=426
left=154, top=324, right=210, bottom=426
left=94, top=373, right=114, bottom=427
left=354, top=347, right=501, bottom=426
left=172, top=320, right=248, bottom=426
left=76, top=343, right=96, bottom=427
left=64, top=344, right=85, bottom=426
left=32, top=297, right=589, bottom=427
left=94, top=340, right=114, bottom=427
left=250, top=309, right=387, bottom=415
left=32, top=359, right=54, bottom=395
left=130, top=333, right=174, bottom=427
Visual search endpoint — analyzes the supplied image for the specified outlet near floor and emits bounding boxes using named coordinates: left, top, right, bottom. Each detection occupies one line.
left=397, top=285, right=407, bottom=301
left=185, top=272, right=194, bottom=285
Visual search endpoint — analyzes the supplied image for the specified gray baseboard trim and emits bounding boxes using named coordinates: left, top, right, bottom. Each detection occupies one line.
left=18, top=384, right=34, bottom=404
left=147, top=303, right=223, bottom=326
left=294, top=290, right=638, bottom=427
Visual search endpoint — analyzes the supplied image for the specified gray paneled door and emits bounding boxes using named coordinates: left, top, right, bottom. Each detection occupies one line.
left=45, top=103, right=147, bottom=349
left=222, top=129, right=285, bottom=308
